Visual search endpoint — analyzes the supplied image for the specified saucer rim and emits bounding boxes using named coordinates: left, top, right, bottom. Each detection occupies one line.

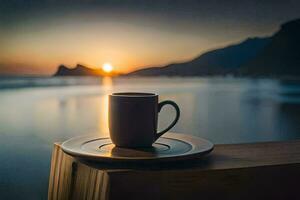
left=61, top=132, right=214, bottom=163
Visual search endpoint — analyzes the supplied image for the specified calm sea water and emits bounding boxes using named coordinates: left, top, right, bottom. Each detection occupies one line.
left=1, top=77, right=300, bottom=199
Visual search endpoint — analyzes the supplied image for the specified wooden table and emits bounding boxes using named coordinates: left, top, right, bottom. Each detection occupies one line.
left=48, top=140, right=300, bottom=200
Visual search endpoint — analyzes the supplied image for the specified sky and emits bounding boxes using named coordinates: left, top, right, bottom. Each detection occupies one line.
left=1, top=0, right=300, bottom=75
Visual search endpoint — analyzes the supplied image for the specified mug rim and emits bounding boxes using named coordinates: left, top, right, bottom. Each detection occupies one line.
left=110, top=92, right=157, bottom=97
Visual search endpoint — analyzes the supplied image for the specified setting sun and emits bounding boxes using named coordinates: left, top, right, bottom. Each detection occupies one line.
left=102, top=63, right=113, bottom=73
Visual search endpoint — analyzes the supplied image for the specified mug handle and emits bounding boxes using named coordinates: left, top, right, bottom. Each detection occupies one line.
left=156, top=100, right=180, bottom=140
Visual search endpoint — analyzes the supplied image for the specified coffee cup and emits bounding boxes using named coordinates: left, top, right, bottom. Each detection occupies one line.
left=109, top=92, right=180, bottom=148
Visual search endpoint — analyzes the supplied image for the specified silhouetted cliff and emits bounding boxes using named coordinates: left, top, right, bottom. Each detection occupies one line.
left=54, top=64, right=112, bottom=76
left=128, top=18, right=300, bottom=77
left=128, top=37, right=270, bottom=76
left=239, top=19, right=300, bottom=76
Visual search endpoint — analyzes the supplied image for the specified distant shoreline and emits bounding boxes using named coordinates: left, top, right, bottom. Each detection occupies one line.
left=3, top=74, right=300, bottom=80
left=1, top=76, right=300, bottom=91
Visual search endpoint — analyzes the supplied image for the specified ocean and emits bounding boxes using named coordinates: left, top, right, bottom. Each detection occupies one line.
left=1, top=76, right=300, bottom=199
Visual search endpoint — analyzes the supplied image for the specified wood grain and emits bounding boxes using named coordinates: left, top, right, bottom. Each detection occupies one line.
left=48, top=143, right=110, bottom=200
left=48, top=140, right=300, bottom=200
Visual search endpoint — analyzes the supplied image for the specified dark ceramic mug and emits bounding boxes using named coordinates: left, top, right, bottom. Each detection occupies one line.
left=108, top=92, right=180, bottom=148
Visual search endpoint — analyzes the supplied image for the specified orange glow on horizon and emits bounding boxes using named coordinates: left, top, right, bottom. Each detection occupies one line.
left=0, top=15, right=214, bottom=75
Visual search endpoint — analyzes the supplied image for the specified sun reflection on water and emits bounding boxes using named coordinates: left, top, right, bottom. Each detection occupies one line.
left=98, top=77, right=113, bottom=136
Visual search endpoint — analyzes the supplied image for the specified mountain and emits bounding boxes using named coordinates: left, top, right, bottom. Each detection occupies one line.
left=54, top=64, right=116, bottom=76
left=239, top=19, right=300, bottom=76
left=128, top=18, right=300, bottom=77
left=128, top=37, right=271, bottom=76
left=53, top=18, right=300, bottom=77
